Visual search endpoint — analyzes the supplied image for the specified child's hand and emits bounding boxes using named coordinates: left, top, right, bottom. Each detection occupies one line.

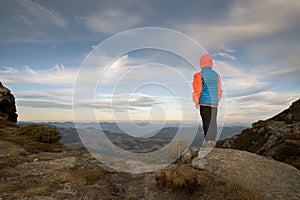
left=195, top=104, right=200, bottom=109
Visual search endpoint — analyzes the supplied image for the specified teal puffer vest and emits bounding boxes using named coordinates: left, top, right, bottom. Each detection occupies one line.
left=200, top=67, right=219, bottom=106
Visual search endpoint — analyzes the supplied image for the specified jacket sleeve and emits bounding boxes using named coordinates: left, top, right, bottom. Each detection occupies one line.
left=218, top=74, right=223, bottom=102
left=192, top=72, right=202, bottom=104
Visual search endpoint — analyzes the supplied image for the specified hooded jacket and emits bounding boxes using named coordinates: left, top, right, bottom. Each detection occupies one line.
left=192, top=54, right=222, bottom=107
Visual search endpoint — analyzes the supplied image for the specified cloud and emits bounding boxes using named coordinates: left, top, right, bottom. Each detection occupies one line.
left=1, top=67, right=18, bottom=73
left=213, top=47, right=237, bottom=61
left=225, top=91, right=300, bottom=123
left=214, top=52, right=236, bottom=61
left=215, top=60, right=271, bottom=97
left=76, top=51, right=192, bottom=88
left=24, top=65, right=37, bottom=75
left=0, top=0, right=67, bottom=43
left=100, top=54, right=131, bottom=84
left=17, top=100, right=71, bottom=109
left=173, top=23, right=274, bottom=49
left=229, top=92, right=300, bottom=106
left=0, top=64, right=78, bottom=86
left=171, top=0, right=300, bottom=50
left=268, top=56, right=300, bottom=78
left=76, top=9, right=142, bottom=34
left=15, top=89, right=73, bottom=100
left=53, top=64, right=65, bottom=73
left=96, top=93, right=166, bottom=109
left=127, top=93, right=166, bottom=107
left=270, top=67, right=300, bottom=84
left=246, top=55, right=300, bottom=86
left=231, top=0, right=300, bottom=31
left=92, top=92, right=173, bottom=122
left=16, top=0, right=66, bottom=28
left=17, top=90, right=167, bottom=113
left=73, top=92, right=169, bottom=117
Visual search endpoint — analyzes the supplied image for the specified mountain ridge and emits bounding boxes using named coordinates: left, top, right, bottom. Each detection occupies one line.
left=217, top=98, right=300, bottom=169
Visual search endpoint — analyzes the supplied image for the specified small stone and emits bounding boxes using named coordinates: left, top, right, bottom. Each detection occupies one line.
left=180, top=147, right=199, bottom=164
left=33, top=158, right=39, bottom=162
left=191, top=157, right=207, bottom=170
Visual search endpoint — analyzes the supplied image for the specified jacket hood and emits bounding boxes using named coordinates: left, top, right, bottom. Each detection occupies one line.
left=200, top=54, right=213, bottom=69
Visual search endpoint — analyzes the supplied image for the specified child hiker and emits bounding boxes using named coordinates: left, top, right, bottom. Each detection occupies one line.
left=192, top=54, right=222, bottom=147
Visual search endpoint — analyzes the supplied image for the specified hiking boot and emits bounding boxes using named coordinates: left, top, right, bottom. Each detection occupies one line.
left=196, top=140, right=216, bottom=159
left=202, top=140, right=216, bottom=148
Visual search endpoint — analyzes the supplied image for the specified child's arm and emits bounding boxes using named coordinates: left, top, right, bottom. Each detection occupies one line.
left=192, top=72, right=202, bottom=107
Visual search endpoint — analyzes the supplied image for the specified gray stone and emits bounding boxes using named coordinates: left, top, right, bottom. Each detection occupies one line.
left=191, top=157, right=207, bottom=170
left=0, top=82, right=18, bottom=123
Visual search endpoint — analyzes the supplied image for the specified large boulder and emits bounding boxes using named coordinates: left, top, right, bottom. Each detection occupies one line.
left=0, top=82, right=18, bottom=123
left=191, top=148, right=300, bottom=200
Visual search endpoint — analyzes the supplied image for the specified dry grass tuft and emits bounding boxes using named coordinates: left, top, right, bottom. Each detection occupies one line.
left=155, top=164, right=218, bottom=189
left=155, top=164, right=268, bottom=200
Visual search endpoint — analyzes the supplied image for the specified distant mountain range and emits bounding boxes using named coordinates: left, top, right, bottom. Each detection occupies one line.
left=18, top=121, right=246, bottom=153
left=56, top=124, right=246, bottom=153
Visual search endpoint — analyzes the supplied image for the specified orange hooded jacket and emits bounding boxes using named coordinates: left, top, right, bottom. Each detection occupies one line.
left=192, top=54, right=222, bottom=107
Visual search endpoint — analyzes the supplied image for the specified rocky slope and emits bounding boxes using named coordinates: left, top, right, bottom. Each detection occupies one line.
left=0, top=82, right=18, bottom=123
left=217, top=99, right=300, bottom=169
left=1, top=122, right=300, bottom=199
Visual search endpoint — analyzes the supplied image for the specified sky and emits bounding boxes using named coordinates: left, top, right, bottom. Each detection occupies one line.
left=0, top=0, right=300, bottom=124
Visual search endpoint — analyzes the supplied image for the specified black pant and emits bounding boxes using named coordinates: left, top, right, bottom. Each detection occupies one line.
left=200, top=106, right=217, bottom=141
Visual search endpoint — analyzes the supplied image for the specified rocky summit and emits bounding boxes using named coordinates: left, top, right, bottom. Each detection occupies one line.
left=218, top=99, right=300, bottom=170
left=0, top=82, right=18, bottom=123
left=1, top=121, right=300, bottom=200
left=0, top=85, right=299, bottom=200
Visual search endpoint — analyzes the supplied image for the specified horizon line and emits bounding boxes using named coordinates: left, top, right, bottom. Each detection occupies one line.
left=17, top=120, right=251, bottom=126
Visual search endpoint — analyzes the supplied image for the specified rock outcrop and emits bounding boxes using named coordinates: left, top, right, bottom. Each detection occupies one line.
left=218, top=99, right=300, bottom=169
left=189, top=148, right=300, bottom=200
left=0, top=82, right=18, bottom=123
